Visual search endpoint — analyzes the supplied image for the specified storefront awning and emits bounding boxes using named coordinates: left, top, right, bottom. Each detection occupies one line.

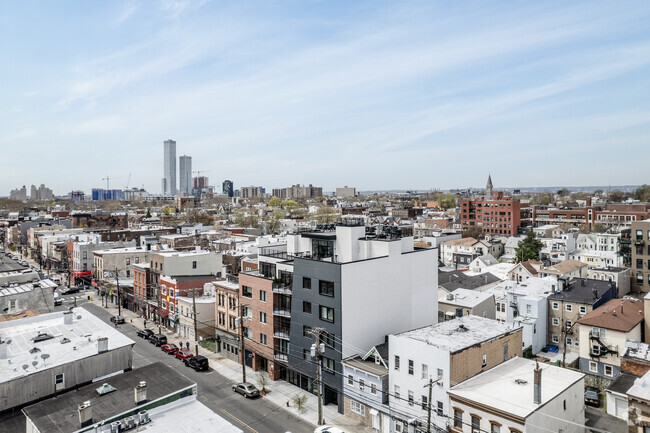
left=73, top=271, right=93, bottom=277
left=160, top=310, right=169, bottom=318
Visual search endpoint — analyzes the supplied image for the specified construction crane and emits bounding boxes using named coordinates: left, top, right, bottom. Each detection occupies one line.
left=192, top=170, right=211, bottom=176
left=124, top=173, right=132, bottom=190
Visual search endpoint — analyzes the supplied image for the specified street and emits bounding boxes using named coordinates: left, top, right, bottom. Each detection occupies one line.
left=82, top=303, right=314, bottom=433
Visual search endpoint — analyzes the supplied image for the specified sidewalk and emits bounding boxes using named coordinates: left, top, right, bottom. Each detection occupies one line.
left=88, top=296, right=372, bottom=433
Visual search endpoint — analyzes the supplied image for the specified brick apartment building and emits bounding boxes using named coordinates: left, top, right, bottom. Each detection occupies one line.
left=631, top=220, right=650, bottom=292
left=460, top=176, right=531, bottom=236
left=533, top=202, right=650, bottom=229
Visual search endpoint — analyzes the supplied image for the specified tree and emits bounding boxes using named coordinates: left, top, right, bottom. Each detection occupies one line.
left=594, top=189, right=604, bottom=196
left=515, top=230, right=543, bottom=262
left=145, top=207, right=152, bottom=218
left=313, top=206, right=338, bottom=223
left=608, top=190, right=627, bottom=202
left=268, top=197, right=281, bottom=207
left=438, top=193, right=456, bottom=210
left=634, top=184, right=650, bottom=202
left=593, top=223, right=606, bottom=233
left=292, top=394, right=308, bottom=412
left=557, top=188, right=570, bottom=197
left=161, top=206, right=174, bottom=215
left=463, top=226, right=483, bottom=240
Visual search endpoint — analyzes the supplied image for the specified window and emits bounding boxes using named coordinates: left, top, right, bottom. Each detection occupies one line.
left=589, top=361, right=597, bottom=372
left=320, top=331, right=335, bottom=349
left=260, top=333, right=267, bottom=345
left=312, top=239, right=334, bottom=258
left=55, top=373, right=64, bottom=386
left=552, top=335, right=559, bottom=343
left=421, top=395, right=428, bottom=410
left=303, top=302, right=311, bottom=314
left=394, top=385, right=400, bottom=399
left=526, top=304, right=531, bottom=315
left=322, top=357, right=335, bottom=373
left=394, top=355, right=400, bottom=370
left=347, top=375, right=354, bottom=386
left=260, top=290, right=266, bottom=302
left=161, top=286, right=167, bottom=296
left=135, top=257, right=139, bottom=264
left=552, top=302, right=559, bottom=310
left=482, top=354, right=487, bottom=366
left=566, top=337, right=573, bottom=346
left=592, top=327, right=606, bottom=338
left=604, top=365, right=613, bottom=376
left=192, top=260, right=197, bottom=269
left=303, top=277, right=311, bottom=290
left=638, top=272, right=644, bottom=284
left=319, top=280, right=334, bottom=297
left=408, top=359, right=414, bottom=375
left=580, top=306, right=587, bottom=314
left=350, top=400, right=365, bottom=416
left=370, top=383, right=377, bottom=395
left=169, top=289, right=174, bottom=297
left=566, top=320, right=572, bottom=330
left=243, top=327, right=252, bottom=339
left=259, top=312, right=267, bottom=324
left=471, top=415, right=481, bottom=433
left=303, top=349, right=311, bottom=361
left=437, top=401, right=444, bottom=416
left=319, top=306, right=334, bottom=322
left=359, top=379, right=365, bottom=392
left=637, top=259, right=644, bottom=269
left=126, top=258, right=130, bottom=265
left=303, top=326, right=312, bottom=338
left=437, top=368, right=443, bottom=380
left=242, top=286, right=253, bottom=298
left=491, top=423, right=501, bottom=433
left=454, top=409, right=463, bottom=428
left=552, top=318, right=559, bottom=326
left=565, top=304, right=572, bottom=312
left=422, top=364, right=428, bottom=380
left=408, top=390, right=414, bottom=406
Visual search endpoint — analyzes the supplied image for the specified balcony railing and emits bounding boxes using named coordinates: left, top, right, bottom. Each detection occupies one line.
left=272, top=283, right=292, bottom=295
left=273, top=329, right=290, bottom=340
left=274, top=352, right=288, bottom=362
left=273, top=308, right=291, bottom=317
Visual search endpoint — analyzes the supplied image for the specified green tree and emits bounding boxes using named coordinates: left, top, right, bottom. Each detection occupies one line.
left=608, top=190, right=627, bottom=202
left=145, top=207, right=152, bottom=218
left=438, top=193, right=456, bottom=209
left=161, top=206, right=174, bottom=215
left=281, top=200, right=299, bottom=209
left=515, top=230, right=543, bottom=262
left=312, top=206, right=338, bottom=223
left=634, top=184, right=650, bottom=202
left=594, top=189, right=604, bottom=196
left=557, top=188, right=570, bottom=197
left=268, top=197, right=281, bottom=207
left=593, top=223, right=606, bottom=233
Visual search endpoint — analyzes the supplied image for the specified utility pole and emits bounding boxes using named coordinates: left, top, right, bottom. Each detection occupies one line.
left=157, top=282, right=162, bottom=334
left=311, top=328, right=325, bottom=426
left=238, top=304, right=249, bottom=383
left=115, top=268, right=121, bottom=317
left=192, top=289, right=199, bottom=355
left=424, top=378, right=436, bottom=433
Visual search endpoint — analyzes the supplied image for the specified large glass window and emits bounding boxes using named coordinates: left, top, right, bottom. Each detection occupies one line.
left=260, top=262, right=276, bottom=279
left=319, top=280, right=335, bottom=297
left=242, top=285, right=253, bottom=298
left=312, top=239, right=334, bottom=258
left=319, top=306, right=334, bottom=322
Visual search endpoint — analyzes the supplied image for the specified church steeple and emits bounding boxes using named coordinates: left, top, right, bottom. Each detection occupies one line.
left=486, top=175, right=493, bottom=198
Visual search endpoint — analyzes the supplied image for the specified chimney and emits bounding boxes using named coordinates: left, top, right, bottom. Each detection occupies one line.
left=0, top=340, right=7, bottom=359
left=134, top=381, right=147, bottom=405
left=78, top=401, right=92, bottom=427
left=63, top=311, right=73, bottom=325
left=533, top=362, right=542, bottom=405
left=97, top=337, right=108, bottom=354
left=593, top=287, right=598, bottom=299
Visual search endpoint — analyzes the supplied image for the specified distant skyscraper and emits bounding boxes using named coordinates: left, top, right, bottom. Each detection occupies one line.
left=162, top=139, right=177, bottom=195
left=179, top=155, right=192, bottom=196
left=222, top=180, right=233, bottom=197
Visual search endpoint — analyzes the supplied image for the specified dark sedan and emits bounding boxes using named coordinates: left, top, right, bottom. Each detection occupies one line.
left=136, top=329, right=154, bottom=339
left=110, top=316, right=125, bottom=324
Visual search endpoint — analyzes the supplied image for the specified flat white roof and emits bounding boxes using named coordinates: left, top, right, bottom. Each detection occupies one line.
left=449, top=357, right=584, bottom=418
left=0, top=309, right=134, bottom=383
left=176, top=296, right=215, bottom=304
left=439, top=288, right=493, bottom=308
left=94, top=247, right=146, bottom=255
left=396, top=316, right=519, bottom=353
left=626, top=370, right=650, bottom=401
left=0, top=280, right=57, bottom=298
left=465, top=262, right=515, bottom=280
left=493, top=277, right=557, bottom=299
left=144, top=397, right=242, bottom=432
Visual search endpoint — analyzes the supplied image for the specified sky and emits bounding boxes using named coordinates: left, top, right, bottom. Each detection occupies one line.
left=1, top=1, right=650, bottom=196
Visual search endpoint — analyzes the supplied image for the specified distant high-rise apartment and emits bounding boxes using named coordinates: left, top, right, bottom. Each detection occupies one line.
left=335, top=186, right=356, bottom=198
left=179, top=155, right=192, bottom=196
left=162, top=139, right=177, bottom=195
left=222, top=180, right=233, bottom=197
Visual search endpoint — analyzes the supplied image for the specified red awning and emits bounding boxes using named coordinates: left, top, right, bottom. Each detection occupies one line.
left=73, top=271, right=93, bottom=277
left=160, top=310, right=169, bottom=318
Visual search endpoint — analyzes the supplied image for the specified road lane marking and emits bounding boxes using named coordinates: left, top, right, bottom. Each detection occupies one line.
left=219, top=408, right=260, bottom=433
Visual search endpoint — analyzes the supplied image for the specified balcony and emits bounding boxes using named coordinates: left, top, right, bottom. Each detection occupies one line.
left=273, top=328, right=290, bottom=340
left=274, top=352, right=288, bottom=363
left=635, top=239, right=645, bottom=246
left=273, top=308, right=291, bottom=318
left=272, top=283, right=292, bottom=295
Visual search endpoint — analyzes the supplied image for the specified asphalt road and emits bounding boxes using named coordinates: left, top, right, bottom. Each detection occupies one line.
left=83, top=303, right=314, bottom=433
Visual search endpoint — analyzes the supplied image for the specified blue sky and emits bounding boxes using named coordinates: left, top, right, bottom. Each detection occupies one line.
left=1, top=1, right=649, bottom=196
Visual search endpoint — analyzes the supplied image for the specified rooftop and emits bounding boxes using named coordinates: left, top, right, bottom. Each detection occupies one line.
left=342, top=355, right=388, bottom=377
left=589, top=266, right=628, bottom=273
left=442, top=237, right=479, bottom=247
left=541, top=259, right=587, bottom=275
left=577, top=298, right=644, bottom=332
left=22, top=362, right=196, bottom=433
left=0, top=309, right=134, bottom=383
left=628, top=370, right=650, bottom=401
left=439, top=288, right=494, bottom=308
left=94, top=247, right=146, bottom=255
left=441, top=272, right=501, bottom=291
left=608, top=372, right=638, bottom=396
left=0, top=279, right=57, bottom=298
left=448, top=357, right=584, bottom=419
left=136, top=398, right=242, bottom=433
left=548, top=278, right=614, bottom=304
left=396, top=316, right=520, bottom=354
left=624, top=340, right=650, bottom=362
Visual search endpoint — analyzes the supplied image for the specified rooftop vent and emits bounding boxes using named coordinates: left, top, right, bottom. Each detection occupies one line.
left=134, top=381, right=147, bottom=405
left=457, top=324, right=468, bottom=332
left=78, top=401, right=92, bottom=427
left=64, top=311, right=73, bottom=325
left=515, top=379, right=528, bottom=385
left=32, top=332, right=54, bottom=343
left=29, top=347, right=41, bottom=354
left=97, top=337, right=108, bottom=354
left=96, top=383, right=117, bottom=395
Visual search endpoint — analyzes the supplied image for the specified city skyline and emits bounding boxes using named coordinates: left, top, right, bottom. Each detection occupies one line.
left=1, top=1, right=650, bottom=195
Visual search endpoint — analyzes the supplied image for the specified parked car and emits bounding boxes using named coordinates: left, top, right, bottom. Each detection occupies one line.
left=585, top=388, right=600, bottom=407
left=110, top=315, right=125, bottom=324
left=185, top=355, right=209, bottom=371
left=136, top=329, right=155, bottom=339
left=60, top=287, right=81, bottom=295
left=148, top=334, right=167, bottom=346
left=175, top=349, right=194, bottom=361
left=232, top=382, right=260, bottom=398
left=161, top=344, right=179, bottom=354
left=53, top=292, right=62, bottom=306
left=314, top=427, right=347, bottom=433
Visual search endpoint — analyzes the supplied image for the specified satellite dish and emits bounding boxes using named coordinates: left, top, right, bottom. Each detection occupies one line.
left=6, top=339, right=11, bottom=344
left=22, top=364, right=28, bottom=370
left=32, top=361, right=38, bottom=367
left=77, top=315, right=82, bottom=320
left=41, top=354, right=50, bottom=360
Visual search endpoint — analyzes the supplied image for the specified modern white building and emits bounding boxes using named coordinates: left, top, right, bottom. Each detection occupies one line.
left=179, top=155, right=192, bottom=196
left=388, top=316, right=522, bottom=432
left=448, top=357, right=585, bottom=433
left=162, top=139, right=176, bottom=196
